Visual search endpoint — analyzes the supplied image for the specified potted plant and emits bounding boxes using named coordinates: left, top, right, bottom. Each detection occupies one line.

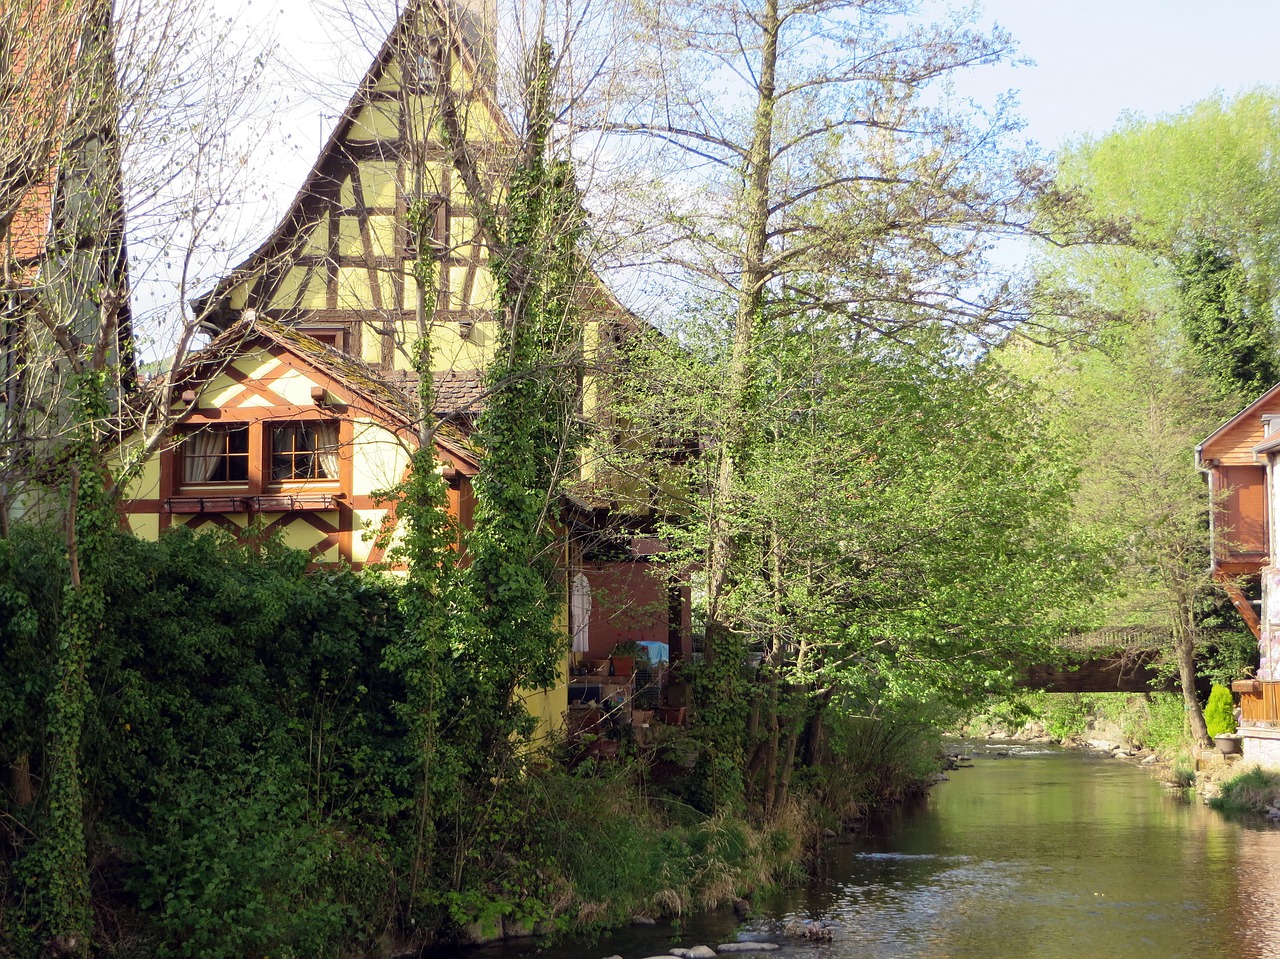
left=609, top=640, right=643, bottom=678
left=1205, top=683, right=1241, bottom=755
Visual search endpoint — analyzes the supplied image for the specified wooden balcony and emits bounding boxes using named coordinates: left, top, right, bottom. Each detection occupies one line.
left=1234, top=679, right=1280, bottom=724
left=164, top=493, right=339, bottom=514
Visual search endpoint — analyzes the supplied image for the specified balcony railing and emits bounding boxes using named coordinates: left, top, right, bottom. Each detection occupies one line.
left=164, top=494, right=339, bottom=514
left=1234, top=679, right=1280, bottom=725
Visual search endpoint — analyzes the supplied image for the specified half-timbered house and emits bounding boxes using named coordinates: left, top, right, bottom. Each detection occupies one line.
left=121, top=0, right=689, bottom=737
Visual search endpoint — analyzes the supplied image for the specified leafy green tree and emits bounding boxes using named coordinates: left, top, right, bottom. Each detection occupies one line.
left=1026, top=91, right=1280, bottom=748
left=613, top=315, right=1101, bottom=813
left=595, top=0, right=1049, bottom=812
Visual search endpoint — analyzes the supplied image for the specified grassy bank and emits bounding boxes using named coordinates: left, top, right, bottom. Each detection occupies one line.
left=1207, top=767, right=1280, bottom=816
left=965, top=691, right=1195, bottom=755
left=445, top=711, right=944, bottom=947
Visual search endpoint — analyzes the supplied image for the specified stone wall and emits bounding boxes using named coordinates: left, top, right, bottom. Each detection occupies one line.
left=1242, top=727, right=1280, bottom=770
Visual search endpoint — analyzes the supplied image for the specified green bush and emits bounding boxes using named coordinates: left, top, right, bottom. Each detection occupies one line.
left=1204, top=684, right=1237, bottom=738
left=2, top=527, right=414, bottom=957
left=799, top=711, right=941, bottom=812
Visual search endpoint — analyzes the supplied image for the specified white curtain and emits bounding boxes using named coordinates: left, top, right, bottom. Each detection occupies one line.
left=184, top=430, right=222, bottom=483
left=272, top=425, right=295, bottom=480
left=316, top=422, right=340, bottom=479
left=571, top=571, right=592, bottom=653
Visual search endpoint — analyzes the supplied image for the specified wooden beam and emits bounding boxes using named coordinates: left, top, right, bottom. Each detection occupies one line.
left=1214, top=568, right=1262, bottom=640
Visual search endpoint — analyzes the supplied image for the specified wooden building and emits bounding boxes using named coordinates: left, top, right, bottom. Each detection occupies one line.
left=1197, top=385, right=1280, bottom=768
left=121, top=0, right=687, bottom=738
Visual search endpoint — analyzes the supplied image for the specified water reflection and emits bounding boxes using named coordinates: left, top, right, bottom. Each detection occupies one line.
left=767, top=744, right=1275, bottom=959
left=446, top=745, right=1279, bottom=959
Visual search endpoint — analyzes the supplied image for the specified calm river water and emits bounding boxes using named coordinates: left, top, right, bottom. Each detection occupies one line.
left=450, top=743, right=1280, bottom=959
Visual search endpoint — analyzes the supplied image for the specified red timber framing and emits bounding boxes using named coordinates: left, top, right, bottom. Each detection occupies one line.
left=122, top=319, right=479, bottom=569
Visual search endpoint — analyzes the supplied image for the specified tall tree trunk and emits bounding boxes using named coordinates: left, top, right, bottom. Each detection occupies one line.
left=9, top=755, right=34, bottom=807
left=771, top=720, right=799, bottom=814
left=701, top=0, right=778, bottom=657
left=1175, top=625, right=1211, bottom=748
left=1173, top=584, right=1211, bottom=747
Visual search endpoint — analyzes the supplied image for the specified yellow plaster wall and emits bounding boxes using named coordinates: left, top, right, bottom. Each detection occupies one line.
left=120, top=447, right=161, bottom=502
left=351, top=418, right=411, bottom=497
left=126, top=512, right=160, bottom=540
left=350, top=101, right=399, bottom=141
left=174, top=512, right=250, bottom=530
left=338, top=214, right=397, bottom=259
left=267, top=366, right=325, bottom=405
left=302, top=213, right=329, bottom=255
left=516, top=675, right=568, bottom=742
left=337, top=266, right=398, bottom=312
left=275, top=265, right=328, bottom=312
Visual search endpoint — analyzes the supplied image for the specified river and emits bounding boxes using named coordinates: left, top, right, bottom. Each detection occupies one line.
left=448, top=743, right=1280, bottom=959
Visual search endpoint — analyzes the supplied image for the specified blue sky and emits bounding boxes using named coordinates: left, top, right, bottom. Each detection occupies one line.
left=142, top=0, right=1280, bottom=350
left=970, top=1, right=1280, bottom=148
left=263, top=1, right=1280, bottom=191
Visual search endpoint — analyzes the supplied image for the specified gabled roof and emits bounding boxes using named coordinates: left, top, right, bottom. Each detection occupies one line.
left=1197, top=380, right=1280, bottom=467
left=196, top=0, right=509, bottom=325
left=172, top=315, right=480, bottom=463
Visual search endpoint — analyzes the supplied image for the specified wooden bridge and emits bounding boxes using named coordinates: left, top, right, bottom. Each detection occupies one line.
left=1014, top=627, right=1218, bottom=695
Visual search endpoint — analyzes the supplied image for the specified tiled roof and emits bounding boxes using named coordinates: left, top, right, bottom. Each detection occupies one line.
left=174, top=315, right=481, bottom=461
left=433, top=369, right=486, bottom=416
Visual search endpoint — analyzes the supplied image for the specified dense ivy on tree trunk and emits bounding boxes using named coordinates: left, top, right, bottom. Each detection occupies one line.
left=459, top=40, right=585, bottom=760
left=25, top=373, right=113, bottom=958
left=1177, top=238, right=1280, bottom=404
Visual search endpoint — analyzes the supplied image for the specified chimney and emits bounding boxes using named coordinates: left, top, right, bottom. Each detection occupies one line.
left=446, top=0, right=496, bottom=89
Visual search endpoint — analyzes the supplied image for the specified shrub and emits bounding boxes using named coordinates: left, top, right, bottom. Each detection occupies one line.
left=1203, top=684, right=1237, bottom=738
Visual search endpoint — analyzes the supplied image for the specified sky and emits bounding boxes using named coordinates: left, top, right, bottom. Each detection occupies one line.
left=133, top=0, right=1280, bottom=349
left=966, top=1, right=1280, bottom=149
left=253, top=0, right=1280, bottom=174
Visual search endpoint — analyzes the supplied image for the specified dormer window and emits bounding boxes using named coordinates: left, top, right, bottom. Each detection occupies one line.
left=403, top=37, right=443, bottom=93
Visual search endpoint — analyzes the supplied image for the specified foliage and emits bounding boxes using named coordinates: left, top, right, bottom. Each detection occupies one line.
left=1031, top=91, right=1280, bottom=744
left=1, top=527, right=413, bottom=957
left=797, top=711, right=943, bottom=814
left=19, top=372, right=117, bottom=955
left=449, top=40, right=585, bottom=765
left=593, top=0, right=1066, bottom=816
left=1208, top=767, right=1280, bottom=814
left=969, top=691, right=1194, bottom=755
left=1203, top=684, right=1237, bottom=738
left=614, top=322, right=1103, bottom=815
left=1176, top=239, right=1280, bottom=403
